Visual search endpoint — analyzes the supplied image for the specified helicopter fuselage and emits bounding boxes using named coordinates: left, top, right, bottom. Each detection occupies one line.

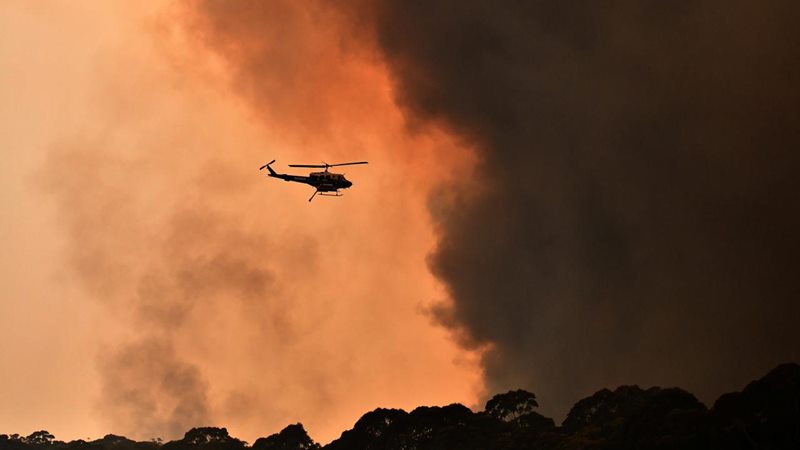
left=269, top=171, right=353, bottom=192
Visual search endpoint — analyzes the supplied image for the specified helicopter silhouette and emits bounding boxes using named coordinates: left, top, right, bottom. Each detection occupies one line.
left=259, top=160, right=368, bottom=202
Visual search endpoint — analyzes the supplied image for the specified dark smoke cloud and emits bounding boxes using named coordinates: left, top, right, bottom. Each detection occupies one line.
left=367, top=0, right=800, bottom=418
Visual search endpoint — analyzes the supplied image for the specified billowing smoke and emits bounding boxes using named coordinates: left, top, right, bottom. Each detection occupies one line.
left=36, top=0, right=800, bottom=439
left=36, top=0, right=480, bottom=442
left=97, top=339, right=210, bottom=439
left=41, top=138, right=284, bottom=438
left=364, top=1, right=800, bottom=418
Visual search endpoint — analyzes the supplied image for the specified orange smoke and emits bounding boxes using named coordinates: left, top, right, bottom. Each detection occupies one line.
left=4, top=0, right=481, bottom=444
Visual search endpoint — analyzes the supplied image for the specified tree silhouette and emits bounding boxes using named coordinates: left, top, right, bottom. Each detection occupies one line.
left=161, top=427, right=245, bottom=450
left=484, top=390, right=555, bottom=433
left=712, top=363, right=800, bottom=450
left=23, top=431, right=55, bottom=446
left=485, top=390, right=539, bottom=422
left=251, top=424, right=318, bottom=450
left=183, top=428, right=234, bottom=445
left=0, top=363, right=798, bottom=450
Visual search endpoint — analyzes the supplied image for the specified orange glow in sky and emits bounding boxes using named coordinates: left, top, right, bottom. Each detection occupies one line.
left=0, top=0, right=481, bottom=444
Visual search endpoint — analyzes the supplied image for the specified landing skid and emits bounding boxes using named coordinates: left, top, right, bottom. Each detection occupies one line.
left=308, top=190, right=343, bottom=202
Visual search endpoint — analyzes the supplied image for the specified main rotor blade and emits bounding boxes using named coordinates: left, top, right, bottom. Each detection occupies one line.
left=288, top=161, right=368, bottom=168
left=289, top=164, right=327, bottom=168
left=328, top=161, right=368, bottom=167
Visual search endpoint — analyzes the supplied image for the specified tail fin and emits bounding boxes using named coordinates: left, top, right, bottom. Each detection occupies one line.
left=259, top=160, right=277, bottom=175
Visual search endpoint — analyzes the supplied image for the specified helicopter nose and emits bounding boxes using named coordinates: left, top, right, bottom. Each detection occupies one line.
left=344, top=180, right=353, bottom=188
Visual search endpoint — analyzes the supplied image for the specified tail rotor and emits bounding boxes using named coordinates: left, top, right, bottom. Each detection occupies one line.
left=259, top=160, right=276, bottom=171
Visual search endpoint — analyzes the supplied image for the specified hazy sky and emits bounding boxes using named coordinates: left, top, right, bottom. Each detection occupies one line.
left=3, top=0, right=799, bottom=446
left=0, top=0, right=480, bottom=444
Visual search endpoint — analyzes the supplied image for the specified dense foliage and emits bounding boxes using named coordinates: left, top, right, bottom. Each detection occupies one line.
left=3, top=363, right=798, bottom=450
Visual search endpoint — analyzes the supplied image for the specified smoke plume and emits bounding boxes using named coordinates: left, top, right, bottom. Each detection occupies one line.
left=37, top=0, right=480, bottom=442
left=365, top=0, right=800, bottom=418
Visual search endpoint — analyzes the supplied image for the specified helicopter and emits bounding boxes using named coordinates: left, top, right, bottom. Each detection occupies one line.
left=259, top=160, right=368, bottom=202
